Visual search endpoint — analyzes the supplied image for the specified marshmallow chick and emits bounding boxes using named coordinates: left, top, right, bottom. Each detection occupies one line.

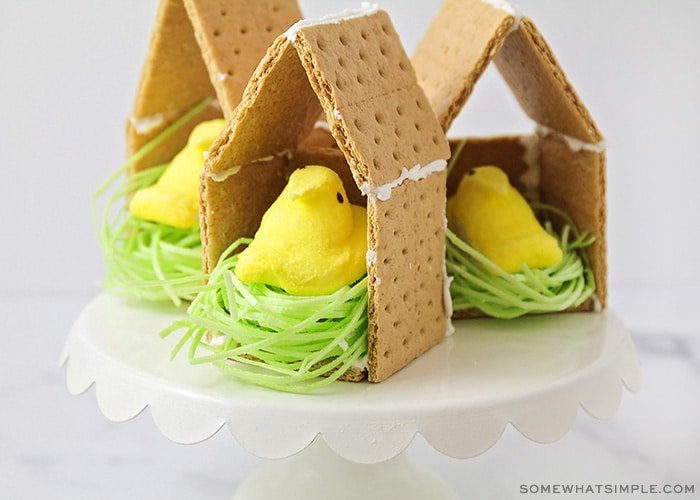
left=129, top=119, right=226, bottom=228
left=235, top=165, right=367, bottom=295
left=447, top=166, right=563, bottom=273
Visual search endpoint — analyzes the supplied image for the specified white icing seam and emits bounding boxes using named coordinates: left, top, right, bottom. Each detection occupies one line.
left=518, top=133, right=540, bottom=194
left=481, top=0, right=522, bottom=31
left=207, top=154, right=277, bottom=182
left=360, top=159, right=447, bottom=202
left=536, top=125, right=607, bottom=153
left=352, top=355, right=368, bottom=371
left=333, top=108, right=343, bottom=120
left=129, top=99, right=220, bottom=136
left=208, top=334, right=226, bottom=347
left=217, top=72, right=229, bottom=81
left=285, top=2, right=380, bottom=42
left=375, top=276, right=382, bottom=286
left=365, top=249, right=377, bottom=266
left=314, top=120, right=330, bottom=131
left=129, top=113, right=164, bottom=135
left=443, top=264, right=455, bottom=337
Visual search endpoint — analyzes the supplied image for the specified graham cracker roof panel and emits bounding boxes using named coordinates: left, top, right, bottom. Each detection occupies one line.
left=334, top=86, right=451, bottom=186
left=412, top=0, right=515, bottom=131
left=183, top=0, right=302, bottom=118
left=128, top=0, right=302, bottom=172
left=412, top=0, right=602, bottom=143
left=127, top=0, right=219, bottom=171
left=131, top=0, right=215, bottom=119
left=294, top=11, right=450, bottom=186
left=494, top=18, right=602, bottom=143
left=205, top=38, right=322, bottom=175
left=294, top=12, right=416, bottom=109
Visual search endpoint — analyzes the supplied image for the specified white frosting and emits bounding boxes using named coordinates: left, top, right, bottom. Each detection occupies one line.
left=375, top=276, right=382, bottom=286
left=536, top=124, right=607, bottom=153
left=360, top=159, right=447, bottom=202
left=352, top=355, right=369, bottom=371
left=129, top=113, right=164, bottom=135
left=285, top=2, right=380, bottom=42
left=217, top=72, right=229, bottom=81
left=208, top=165, right=241, bottom=182
left=333, top=108, right=343, bottom=120
left=314, top=120, right=330, bottom=131
left=203, top=151, right=210, bottom=161
left=443, top=264, right=455, bottom=337
left=365, top=249, right=377, bottom=266
left=481, top=0, right=522, bottom=30
left=518, top=133, right=540, bottom=194
left=208, top=334, right=226, bottom=347
left=207, top=155, right=276, bottom=182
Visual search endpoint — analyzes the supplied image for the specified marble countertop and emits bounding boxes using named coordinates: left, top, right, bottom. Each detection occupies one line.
left=1, top=287, right=698, bottom=499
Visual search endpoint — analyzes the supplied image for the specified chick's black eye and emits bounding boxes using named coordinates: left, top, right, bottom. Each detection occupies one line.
left=336, top=192, right=344, bottom=203
left=468, top=169, right=476, bottom=176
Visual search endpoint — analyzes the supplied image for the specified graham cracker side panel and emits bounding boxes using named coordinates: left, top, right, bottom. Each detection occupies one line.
left=539, top=135, right=607, bottom=308
left=183, top=0, right=302, bottom=118
left=293, top=12, right=451, bottom=382
left=411, top=0, right=515, bottom=131
left=200, top=157, right=288, bottom=272
left=206, top=38, right=321, bottom=175
left=288, top=147, right=364, bottom=206
left=495, top=19, right=602, bottom=143
left=447, top=136, right=532, bottom=197
left=127, top=0, right=219, bottom=173
left=367, top=173, right=448, bottom=383
left=294, top=12, right=450, bottom=186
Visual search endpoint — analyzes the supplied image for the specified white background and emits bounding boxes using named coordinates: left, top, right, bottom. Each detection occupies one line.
left=1, top=1, right=699, bottom=499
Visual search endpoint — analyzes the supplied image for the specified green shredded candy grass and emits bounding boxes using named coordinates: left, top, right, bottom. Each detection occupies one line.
left=94, top=98, right=213, bottom=306
left=446, top=203, right=596, bottom=319
left=161, top=239, right=369, bottom=393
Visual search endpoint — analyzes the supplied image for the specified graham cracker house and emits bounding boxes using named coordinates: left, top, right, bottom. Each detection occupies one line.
left=412, top=0, right=607, bottom=314
left=199, top=6, right=453, bottom=382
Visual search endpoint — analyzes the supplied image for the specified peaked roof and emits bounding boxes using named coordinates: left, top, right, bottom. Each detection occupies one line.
left=127, top=0, right=301, bottom=172
left=412, top=0, right=607, bottom=308
left=413, top=0, right=602, bottom=142
left=201, top=8, right=451, bottom=382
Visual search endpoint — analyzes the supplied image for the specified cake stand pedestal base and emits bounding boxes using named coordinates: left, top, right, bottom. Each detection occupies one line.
left=233, top=438, right=457, bottom=500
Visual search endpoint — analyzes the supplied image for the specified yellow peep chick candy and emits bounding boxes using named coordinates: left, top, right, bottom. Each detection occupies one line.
left=129, top=119, right=226, bottom=228
left=447, top=166, right=563, bottom=273
left=235, top=165, right=368, bottom=296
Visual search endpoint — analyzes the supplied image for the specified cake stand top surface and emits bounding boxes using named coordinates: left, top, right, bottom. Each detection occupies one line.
left=61, top=293, right=639, bottom=464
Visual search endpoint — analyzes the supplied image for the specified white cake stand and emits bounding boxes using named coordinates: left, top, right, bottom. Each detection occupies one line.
left=61, top=293, right=639, bottom=500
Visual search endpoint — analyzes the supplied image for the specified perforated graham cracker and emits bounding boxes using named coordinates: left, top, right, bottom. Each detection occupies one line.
left=127, top=0, right=301, bottom=173
left=201, top=9, right=451, bottom=383
left=412, top=0, right=515, bottom=131
left=183, top=0, right=302, bottom=117
left=413, top=0, right=607, bottom=310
